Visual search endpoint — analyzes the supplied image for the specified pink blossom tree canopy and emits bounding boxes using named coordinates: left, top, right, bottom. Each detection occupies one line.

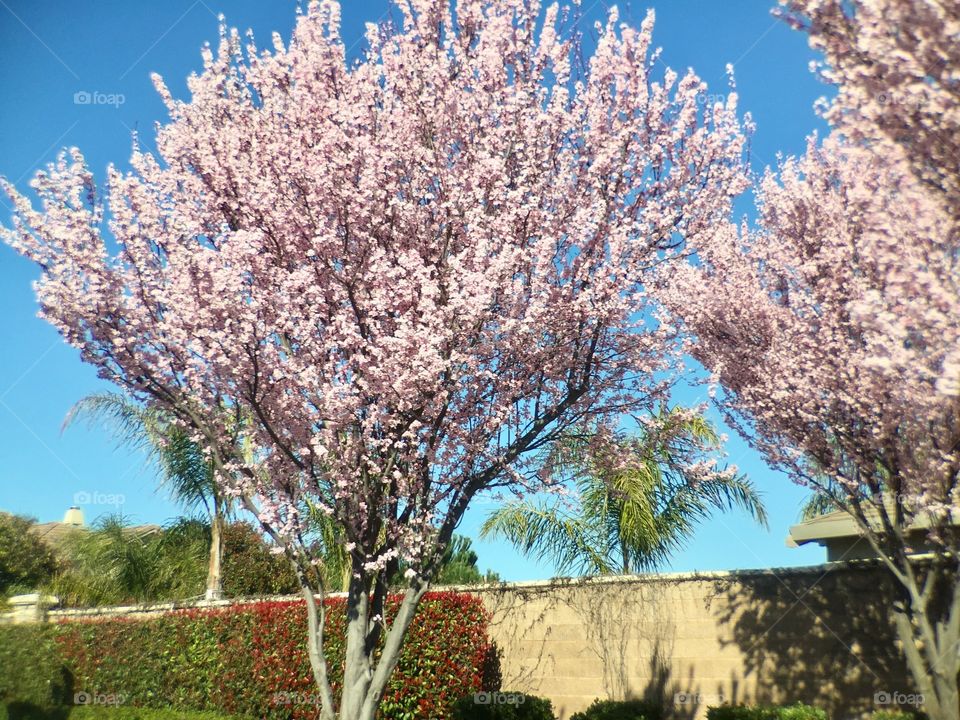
left=1, top=1, right=748, bottom=717
left=658, top=1, right=959, bottom=717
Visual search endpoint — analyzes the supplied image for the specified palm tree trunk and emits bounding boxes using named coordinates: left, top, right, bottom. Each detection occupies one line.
left=205, top=495, right=224, bottom=600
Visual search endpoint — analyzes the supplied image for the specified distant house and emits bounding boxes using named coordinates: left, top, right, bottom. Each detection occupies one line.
left=20, top=506, right=161, bottom=551
left=27, top=506, right=88, bottom=550
left=787, top=507, right=952, bottom=562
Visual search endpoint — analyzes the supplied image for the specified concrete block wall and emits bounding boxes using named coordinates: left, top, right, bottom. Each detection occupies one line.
left=472, top=563, right=915, bottom=719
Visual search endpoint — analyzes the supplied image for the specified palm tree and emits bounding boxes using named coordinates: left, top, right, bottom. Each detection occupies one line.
left=481, top=406, right=768, bottom=575
left=63, top=393, right=230, bottom=600
left=433, top=535, right=500, bottom=585
left=300, top=497, right=352, bottom=593
left=797, top=450, right=893, bottom=521
left=49, top=513, right=209, bottom=607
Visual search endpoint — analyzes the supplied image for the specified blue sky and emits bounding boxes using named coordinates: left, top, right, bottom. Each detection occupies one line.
left=0, top=0, right=827, bottom=580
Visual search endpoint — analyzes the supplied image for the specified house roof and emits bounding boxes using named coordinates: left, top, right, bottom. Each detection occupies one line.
left=28, top=521, right=162, bottom=550
left=787, top=506, right=955, bottom=548
left=1, top=509, right=162, bottom=550
left=30, top=521, right=87, bottom=549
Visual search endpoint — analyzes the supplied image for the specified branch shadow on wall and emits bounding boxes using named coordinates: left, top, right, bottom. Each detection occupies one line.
left=709, top=564, right=916, bottom=718
left=481, top=577, right=723, bottom=720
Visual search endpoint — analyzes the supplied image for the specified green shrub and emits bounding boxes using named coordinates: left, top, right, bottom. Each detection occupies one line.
left=777, top=704, right=826, bottom=720
left=1, top=704, right=67, bottom=720
left=220, top=522, right=300, bottom=597
left=870, top=712, right=927, bottom=720
left=451, top=692, right=554, bottom=720
left=707, top=706, right=778, bottom=720
left=569, top=698, right=663, bottom=720
left=0, top=626, right=71, bottom=709
left=0, top=515, right=59, bottom=599
left=706, top=705, right=825, bottom=720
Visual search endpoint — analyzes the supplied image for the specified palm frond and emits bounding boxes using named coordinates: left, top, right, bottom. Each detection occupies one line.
left=63, top=393, right=164, bottom=457
left=799, top=492, right=837, bottom=521
left=484, top=406, right=768, bottom=577
left=155, top=426, right=216, bottom=515
left=65, top=392, right=219, bottom=516
left=300, top=498, right=350, bottom=591
left=480, top=501, right=613, bottom=575
left=680, top=474, right=769, bottom=528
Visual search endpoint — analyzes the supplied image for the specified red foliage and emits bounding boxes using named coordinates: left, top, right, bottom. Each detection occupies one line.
left=53, top=591, right=496, bottom=719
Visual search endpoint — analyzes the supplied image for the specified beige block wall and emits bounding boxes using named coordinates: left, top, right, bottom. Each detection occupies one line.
left=472, top=563, right=916, bottom=720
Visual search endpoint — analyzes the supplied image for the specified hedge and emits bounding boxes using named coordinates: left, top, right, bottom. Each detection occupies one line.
left=869, top=712, right=928, bottom=720
left=0, top=626, right=72, bottom=708
left=450, top=693, right=555, bottom=720
left=706, top=704, right=826, bottom=720
left=1, top=708, right=241, bottom=720
left=569, top=699, right=663, bottom=720
left=1, top=591, right=497, bottom=720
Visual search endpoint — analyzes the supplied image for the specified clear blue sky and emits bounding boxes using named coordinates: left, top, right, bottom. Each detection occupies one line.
left=0, top=0, right=827, bottom=580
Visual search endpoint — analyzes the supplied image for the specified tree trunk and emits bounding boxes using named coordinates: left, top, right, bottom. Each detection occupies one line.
left=333, top=576, right=428, bottom=720
left=890, top=561, right=959, bottom=720
left=340, top=573, right=374, bottom=719
left=204, top=497, right=224, bottom=601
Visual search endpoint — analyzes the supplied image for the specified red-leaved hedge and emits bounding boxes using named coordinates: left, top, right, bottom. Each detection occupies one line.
left=52, top=591, right=497, bottom=719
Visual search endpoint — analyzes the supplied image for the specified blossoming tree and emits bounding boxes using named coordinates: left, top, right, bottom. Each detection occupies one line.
left=659, top=1, right=959, bottom=716
left=1, top=1, right=748, bottom=717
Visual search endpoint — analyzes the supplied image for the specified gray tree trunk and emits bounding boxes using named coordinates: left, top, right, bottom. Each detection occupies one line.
left=891, top=565, right=959, bottom=720
left=297, top=569, right=428, bottom=720
left=845, top=496, right=958, bottom=720
left=337, top=578, right=427, bottom=720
